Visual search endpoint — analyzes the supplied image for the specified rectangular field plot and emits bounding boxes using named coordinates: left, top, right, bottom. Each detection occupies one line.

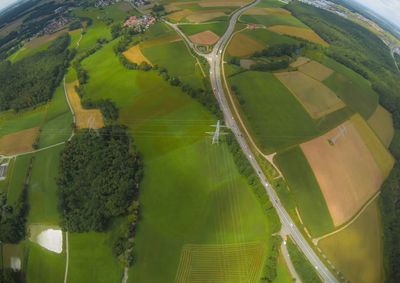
left=176, top=242, right=265, bottom=283
left=268, top=25, right=329, bottom=46
left=227, top=33, right=264, bottom=58
left=0, top=127, right=39, bottom=155
left=319, top=200, right=383, bottom=283
left=275, top=71, right=345, bottom=119
left=300, top=116, right=392, bottom=226
left=229, top=71, right=319, bottom=153
left=367, top=105, right=394, bottom=148
left=298, top=60, right=333, bottom=81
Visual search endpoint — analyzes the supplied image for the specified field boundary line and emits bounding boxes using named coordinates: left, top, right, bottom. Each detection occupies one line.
left=313, top=190, right=381, bottom=244
left=64, top=231, right=69, bottom=283
left=220, top=28, right=283, bottom=176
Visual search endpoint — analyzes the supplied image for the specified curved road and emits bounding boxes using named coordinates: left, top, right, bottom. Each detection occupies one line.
left=206, top=1, right=338, bottom=282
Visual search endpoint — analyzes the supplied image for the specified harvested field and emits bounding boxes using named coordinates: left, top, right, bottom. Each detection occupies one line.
left=199, top=0, right=251, bottom=7
left=268, top=25, right=329, bottom=47
left=290, top=56, right=310, bottom=68
left=275, top=71, right=345, bottom=119
left=186, top=11, right=226, bottom=23
left=227, top=33, right=264, bottom=57
left=123, top=45, right=152, bottom=65
left=175, top=242, right=265, bottom=283
left=140, top=34, right=181, bottom=48
left=189, top=30, right=220, bottom=45
left=298, top=60, right=333, bottom=81
left=244, top=7, right=291, bottom=16
left=352, top=114, right=394, bottom=177
left=0, top=127, right=39, bottom=155
left=301, top=117, right=388, bottom=226
left=240, top=59, right=255, bottom=69
left=167, top=9, right=192, bottom=21
left=66, top=81, right=104, bottom=129
left=367, top=105, right=394, bottom=148
left=26, top=29, right=68, bottom=49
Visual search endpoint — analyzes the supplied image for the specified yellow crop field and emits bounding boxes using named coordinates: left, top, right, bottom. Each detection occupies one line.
left=167, top=9, right=193, bottom=22
left=275, top=71, right=345, bottom=119
left=175, top=242, right=266, bottom=283
left=227, top=32, right=264, bottom=57
left=290, top=56, right=310, bottom=68
left=244, top=7, right=291, bottom=16
left=367, top=105, right=395, bottom=148
left=298, top=60, right=333, bottom=81
left=319, top=200, right=383, bottom=283
left=123, top=45, right=152, bottom=65
left=351, top=114, right=394, bottom=177
left=66, top=81, right=104, bottom=129
left=268, top=25, right=329, bottom=47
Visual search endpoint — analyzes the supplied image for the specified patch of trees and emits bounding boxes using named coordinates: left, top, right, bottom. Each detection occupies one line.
left=0, top=269, right=24, bottom=283
left=0, top=158, right=32, bottom=244
left=58, top=125, right=143, bottom=232
left=152, top=4, right=165, bottom=16
left=0, top=34, right=71, bottom=111
left=82, top=99, right=119, bottom=122
left=250, top=59, right=289, bottom=72
left=69, top=20, right=82, bottom=31
left=260, top=236, right=281, bottom=282
left=111, top=200, right=140, bottom=266
left=285, top=3, right=400, bottom=282
left=253, top=43, right=301, bottom=58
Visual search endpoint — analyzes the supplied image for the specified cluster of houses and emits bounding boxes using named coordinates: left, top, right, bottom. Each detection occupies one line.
left=42, top=16, right=70, bottom=35
left=95, top=0, right=122, bottom=8
left=123, top=15, right=156, bottom=32
left=131, top=0, right=150, bottom=8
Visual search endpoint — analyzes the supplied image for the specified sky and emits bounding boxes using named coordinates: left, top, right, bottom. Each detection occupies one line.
left=0, top=0, right=21, bottom=11
left=351, top=0, right=400, bottom=28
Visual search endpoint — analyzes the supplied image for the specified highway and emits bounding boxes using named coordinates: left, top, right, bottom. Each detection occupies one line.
left=206, top=1, right=339, bottom=282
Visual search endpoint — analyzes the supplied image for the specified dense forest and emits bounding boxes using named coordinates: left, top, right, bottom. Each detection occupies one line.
left=0, top=34, right=71, bottom=111
left=57, top=125, right=143, bottom=232
left=287, top=3, right=400, bottom=282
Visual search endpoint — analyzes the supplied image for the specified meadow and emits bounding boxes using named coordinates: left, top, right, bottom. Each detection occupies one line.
left=80, top=37, right=279, bottom=282
left=240, top=14, right=307, bottom=28
left=141, top=39, right=204, bottom=89
left=37, top=85, right=73, bottom=148
left=275, top=147, right=334, bottom=237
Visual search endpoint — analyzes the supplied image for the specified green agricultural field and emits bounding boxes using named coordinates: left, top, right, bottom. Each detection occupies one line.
left=256, top=0, right=286, bottom=8
left=38, top=85, right=72, bottom=148
left=287, top=239, right=322, bottom=283
left=179, top=21, right=229, bottom=36
left=240, top=14, right=307, bottom=28
left=141, top=40, right=204, bottom=89
left=6, top=154, right=32, bottom=205
left=304, top=52, right=379, bottom=119
left=27, top=145, right=64, bottom=225
left=275, top=147, right=334, bottom=237
left=241, top=28, right=299, bottom=46
left=25, top=242, right=66, bottom=283
left=0, top=106, right=47, bottom=138
left=81, top=38, right=279, bottom=282
left=319, top=200, right=383, bottom=283
left=228, top=71, right=319, bottom=153
left=68, top=232, right=123, bottom=283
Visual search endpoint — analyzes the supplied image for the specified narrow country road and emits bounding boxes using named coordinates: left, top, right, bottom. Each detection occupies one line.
left=204, top=0, right=338, bottom=282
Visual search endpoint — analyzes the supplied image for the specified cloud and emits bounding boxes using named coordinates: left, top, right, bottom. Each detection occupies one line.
left=351, top=0, right=400, bottom=28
